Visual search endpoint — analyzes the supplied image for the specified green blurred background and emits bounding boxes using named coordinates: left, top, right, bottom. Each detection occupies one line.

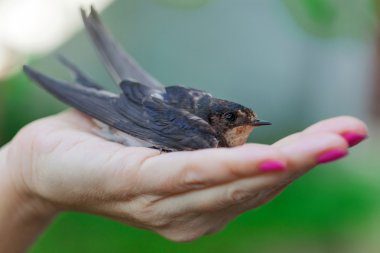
left=1, top=0, right=380, bottom=252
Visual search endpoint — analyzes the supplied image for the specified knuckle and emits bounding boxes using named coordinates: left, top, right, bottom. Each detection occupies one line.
left=156, top=214, right=225, bottom=242
left=150, top=217, right=171, bottom=229
left=140, top=208, right=170, bottom=229
left=319, top=132, right=348, bottom=146
left=181, top=166, right=206, bottom=190
left=128, top=197, right=171, bottom=228
left=228, top=188, right=252, bottom=203
left=258, top=146, right=285, bottom=161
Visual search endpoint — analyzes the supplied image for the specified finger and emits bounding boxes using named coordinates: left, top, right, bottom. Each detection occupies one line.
left=235, top=131, right=351, bottom=213
left=228, top=181, right=288, bottom=216
left=273, top=116, right=368, bottom=148
left=303, top=116, right=368, bottom=147
left=158, top=132, right=349, bottom=214
left=303, top=116, right=368, bottom=136
left=153, top=173, right=283, bottom=215
left=251, top=132, right=349, bottom=211
left=278, top=132, right=348, bottom=170
left=139, top=144, right=288, bottom=195
left=272, top=132, right=301, bottom=148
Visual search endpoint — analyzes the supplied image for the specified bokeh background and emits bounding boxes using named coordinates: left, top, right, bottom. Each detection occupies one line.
left=1, top=0, right=380, bottom=252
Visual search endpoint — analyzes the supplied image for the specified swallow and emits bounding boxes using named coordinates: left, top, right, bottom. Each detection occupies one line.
left=23, top=6, right=271, bottom=152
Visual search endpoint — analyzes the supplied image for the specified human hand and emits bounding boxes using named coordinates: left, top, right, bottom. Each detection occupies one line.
left=3, top=111, right=368, bottom=242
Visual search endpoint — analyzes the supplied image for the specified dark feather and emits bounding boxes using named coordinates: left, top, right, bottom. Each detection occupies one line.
left=57, top=55, right=104, bottom=90
left=164, top=85, right=212, bottom=119
left=116, top=81, right=218, bottom=150
left=81, top=6, right=162, bottom=89
left=23, top=66, right=218, bottom=150
left=119, top=79, right=158, bottom=103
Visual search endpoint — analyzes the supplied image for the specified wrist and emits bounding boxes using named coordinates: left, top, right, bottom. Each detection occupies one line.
left=0, top=143, right=58, bottom=216
left=0, top=144, right=57, bottom=252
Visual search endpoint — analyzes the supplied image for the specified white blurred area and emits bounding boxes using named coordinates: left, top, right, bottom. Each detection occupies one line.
left=0, top=0, right=113, bottom=79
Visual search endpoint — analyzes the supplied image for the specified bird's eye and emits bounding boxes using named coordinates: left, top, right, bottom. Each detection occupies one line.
left=224, top=112, right=236, bottom=122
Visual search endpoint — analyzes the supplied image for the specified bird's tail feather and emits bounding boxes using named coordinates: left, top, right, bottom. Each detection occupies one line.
left=57, top=55, right=104, bottom=90
left=23, top=65, right=123, bottom=128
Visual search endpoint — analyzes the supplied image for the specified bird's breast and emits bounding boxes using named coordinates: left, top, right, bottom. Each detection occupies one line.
left=223, top=126, right=254, bottom=147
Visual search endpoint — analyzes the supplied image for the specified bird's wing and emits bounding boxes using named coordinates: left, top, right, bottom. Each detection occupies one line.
left=117, top=80, right=218, bottom=150
left=23, top=66, right=218, bottom=150
left=57, top=55, right=104, bottom=90
left=81, top=6, right=163, bottom=89
left=162, top=85, right=212, bottom=116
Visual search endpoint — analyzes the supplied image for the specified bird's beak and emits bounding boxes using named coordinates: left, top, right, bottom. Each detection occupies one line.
left=252, top=119, right=272, bottom=126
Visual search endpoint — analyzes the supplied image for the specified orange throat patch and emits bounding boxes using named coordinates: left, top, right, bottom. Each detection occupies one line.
left=224, top=125, right=254, bottom=147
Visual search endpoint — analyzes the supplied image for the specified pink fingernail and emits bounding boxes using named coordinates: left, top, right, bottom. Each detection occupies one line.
left=259, top=160, right=286, bottom=172
left=341, top=132, right=367, bottom=147
left=317, top=149, right=348, bottom=164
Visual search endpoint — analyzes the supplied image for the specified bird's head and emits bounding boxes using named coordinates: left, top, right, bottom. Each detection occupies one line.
left=207, top=100, right=271, bottom=147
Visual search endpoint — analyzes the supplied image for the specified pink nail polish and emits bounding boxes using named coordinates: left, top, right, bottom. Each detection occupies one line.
left=341, top=132, right=367, bottom=147
left=317, top=149, right=348, bottom=164
left=260, top=161, right=286, bottom=172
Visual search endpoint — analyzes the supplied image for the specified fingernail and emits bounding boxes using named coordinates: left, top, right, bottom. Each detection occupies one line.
left=341, top=132, right=367, bottom=147
left=317, top=149, right=348, bottom=164
left=260, top=160, right=286, bottom=172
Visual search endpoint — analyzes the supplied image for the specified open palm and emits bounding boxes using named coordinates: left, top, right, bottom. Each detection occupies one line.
left=6, top=110, right=367, bottom=241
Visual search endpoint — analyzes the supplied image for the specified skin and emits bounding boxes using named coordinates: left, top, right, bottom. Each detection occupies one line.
left=0, top=110, right=368, bottom=252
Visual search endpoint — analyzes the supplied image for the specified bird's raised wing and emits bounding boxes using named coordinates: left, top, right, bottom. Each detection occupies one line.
left=81, top=6, right=163, bottom=89
left=23, top=66, right=218, bottom=151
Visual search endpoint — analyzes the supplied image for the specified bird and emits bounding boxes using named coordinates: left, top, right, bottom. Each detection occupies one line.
left=23, top=6, right=271, bottom=152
